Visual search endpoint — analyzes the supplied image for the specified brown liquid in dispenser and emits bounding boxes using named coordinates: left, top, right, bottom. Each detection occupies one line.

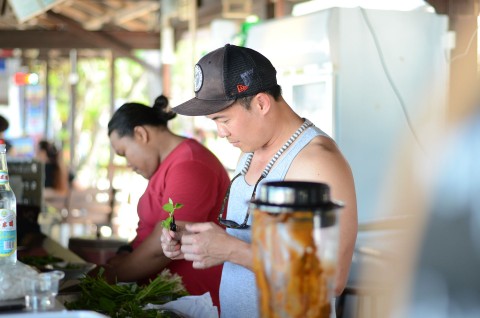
left=252, top=209, right=334, bottom=318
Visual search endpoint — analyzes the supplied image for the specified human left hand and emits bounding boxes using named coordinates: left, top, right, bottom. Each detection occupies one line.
left=180, top=222, right=231, bottom=269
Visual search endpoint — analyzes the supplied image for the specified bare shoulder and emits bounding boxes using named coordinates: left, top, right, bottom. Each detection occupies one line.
left=288, top=134, right=357, bottom=226
left=287, top=135, right=352, bottom=182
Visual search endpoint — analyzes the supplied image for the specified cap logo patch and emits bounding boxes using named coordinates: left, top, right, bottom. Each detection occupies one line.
left=194, top=64, right=203, bottom=93
left=237, top=84, right=248, bottom=93
left=240, top=69, right=254, bottom=86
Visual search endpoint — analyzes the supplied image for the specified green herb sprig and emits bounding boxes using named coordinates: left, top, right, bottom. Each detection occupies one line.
left=161, top=198, right=183, bottom=231
left=64, top=267, right=188, bottom=318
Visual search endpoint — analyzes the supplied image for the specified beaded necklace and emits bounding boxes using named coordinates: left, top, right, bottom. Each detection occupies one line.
left=217, top=118, right=314, bottom=229
left=241, top=118, right=314, bottom=178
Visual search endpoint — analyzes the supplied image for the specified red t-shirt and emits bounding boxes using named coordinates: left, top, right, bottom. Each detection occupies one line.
left=132, top=138, right=230, bottom=308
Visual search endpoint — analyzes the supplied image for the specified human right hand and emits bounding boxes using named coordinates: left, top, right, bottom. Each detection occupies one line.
left=160, top=227, right=185, bottom=260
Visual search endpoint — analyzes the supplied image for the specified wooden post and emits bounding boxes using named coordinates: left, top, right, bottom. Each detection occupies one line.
left=448, top=13, right=478, bottom=121
left=68, top=49, right=77, bottom=169
left=426, top=0, right=479, bottom=121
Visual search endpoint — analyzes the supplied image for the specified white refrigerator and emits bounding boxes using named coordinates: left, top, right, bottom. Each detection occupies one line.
left=246, top=7, right=449, bottom=222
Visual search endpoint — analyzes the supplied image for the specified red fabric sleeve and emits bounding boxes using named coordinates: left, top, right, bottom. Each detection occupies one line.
left=161, top=160, right=222, bottom=223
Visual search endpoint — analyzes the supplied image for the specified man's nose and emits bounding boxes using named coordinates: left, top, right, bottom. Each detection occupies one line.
left=217, top=125, right=229, bottom=138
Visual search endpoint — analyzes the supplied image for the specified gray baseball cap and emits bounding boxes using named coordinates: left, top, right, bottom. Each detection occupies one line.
left=172, top=44, right=277, bottom=116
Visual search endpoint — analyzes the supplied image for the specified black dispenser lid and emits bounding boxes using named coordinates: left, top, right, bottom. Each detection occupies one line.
left=251, top=181, right=344, bottom=211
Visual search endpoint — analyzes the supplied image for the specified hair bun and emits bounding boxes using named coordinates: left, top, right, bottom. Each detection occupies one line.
left=153, top=95, right=169, bottom=110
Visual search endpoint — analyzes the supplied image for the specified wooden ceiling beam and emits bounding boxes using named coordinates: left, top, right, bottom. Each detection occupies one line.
left=85, top=1, right=160, bottom=31
left=104, top=0, right=124, bottom=10
left=116, top=2, right=160, bottom=24
left=122, top=20, right=150, bottom=32
left=72, top=1, right=105, bottom=16
left=45, top=11, right=137, bottom=50
left=52, top=4, right=90, bottom=22
left=44, top=12, right=160, bottom=72
left=0, top=30, right=159, bottom=50
left=83, top=13, right=113, bottom=31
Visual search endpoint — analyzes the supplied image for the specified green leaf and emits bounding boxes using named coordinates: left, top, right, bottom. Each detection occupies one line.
left=98, top=297, right=116, bottom=313
left=163, top=202, right=174, bottom=213
left=161, top=216, right=172, bottom=229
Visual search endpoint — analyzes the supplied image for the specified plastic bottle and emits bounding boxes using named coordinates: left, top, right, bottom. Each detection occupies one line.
left=0, top=143, right=17, bottom=264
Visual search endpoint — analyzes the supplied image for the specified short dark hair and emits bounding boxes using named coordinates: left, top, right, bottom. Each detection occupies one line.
left=38, top=140, right=58, bottom=162
left=237, top=84, right=282, bottom=109
left=0, top=115, right=9, bottom=132
left=108, top=95, right=176, bottom=137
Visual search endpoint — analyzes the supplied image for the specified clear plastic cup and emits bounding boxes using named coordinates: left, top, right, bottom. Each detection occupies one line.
left=23, top=270, right=65, bottom=311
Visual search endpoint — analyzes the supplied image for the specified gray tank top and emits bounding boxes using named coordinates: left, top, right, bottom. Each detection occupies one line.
left=219, top=125, right=332, bottom=318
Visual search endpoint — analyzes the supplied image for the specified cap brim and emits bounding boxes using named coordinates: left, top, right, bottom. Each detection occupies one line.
left=172, top=97, right=235, bottom=116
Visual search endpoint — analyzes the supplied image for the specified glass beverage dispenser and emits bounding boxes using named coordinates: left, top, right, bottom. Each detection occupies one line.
left=251, top=181, right=343, bottom=318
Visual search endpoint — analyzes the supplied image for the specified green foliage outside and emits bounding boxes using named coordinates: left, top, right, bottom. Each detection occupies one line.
left=46, top=52, right=152, bottom=188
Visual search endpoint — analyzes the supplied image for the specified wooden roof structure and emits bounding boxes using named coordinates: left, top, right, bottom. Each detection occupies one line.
left=0, top=0, right=478, bottom=115
left=1, top=1, right=478, bottom=51
left=0, top=0, right=162, bottom=51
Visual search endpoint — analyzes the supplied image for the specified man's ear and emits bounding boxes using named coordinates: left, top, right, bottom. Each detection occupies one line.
left=133, top=126, right=149, bottom=143
left=254, top=92, right=271, bottom=114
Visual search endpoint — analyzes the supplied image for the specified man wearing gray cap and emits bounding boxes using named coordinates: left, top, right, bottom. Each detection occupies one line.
left=162, top=44, right=357, bottom=317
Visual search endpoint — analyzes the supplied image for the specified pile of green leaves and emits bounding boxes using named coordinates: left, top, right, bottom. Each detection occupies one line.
left=65, top=268, right=189, bottom=318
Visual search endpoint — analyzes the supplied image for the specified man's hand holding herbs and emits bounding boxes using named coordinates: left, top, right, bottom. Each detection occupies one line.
left=161, top=226, right=185, bottom=260
left=161, top=198, right=183, bottom=232
left=160, top=198, right=185, bottom=260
